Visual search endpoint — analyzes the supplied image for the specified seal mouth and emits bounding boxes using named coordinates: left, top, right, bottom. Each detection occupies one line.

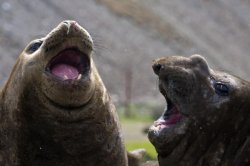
left=46, top=48, right=89, bottom=80
left=153, top=95, right=186, bottom=132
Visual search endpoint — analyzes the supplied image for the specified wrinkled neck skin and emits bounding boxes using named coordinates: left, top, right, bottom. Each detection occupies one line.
left=158, top=78, right=250, bottom=166
left=0, top=58, right=127, bottom=166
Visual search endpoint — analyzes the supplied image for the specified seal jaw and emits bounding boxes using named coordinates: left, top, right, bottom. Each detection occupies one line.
left=42, top=20, right=92, bottom=83
left=148, top=93, right=188, bottom=140
left=148, top=92, right=190, bottom=156
left=148, top=95, right=189, bottom=148
left=46, top=48, right=90, bottom=81
left=154, top=97, right=184, bottom=130
left=39, top=21, right=95, bottom=108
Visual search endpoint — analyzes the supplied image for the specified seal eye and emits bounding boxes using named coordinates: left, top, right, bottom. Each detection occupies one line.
left=27, top=41, right=43, bottom=53
left=214, top=82, right=229, bottom=96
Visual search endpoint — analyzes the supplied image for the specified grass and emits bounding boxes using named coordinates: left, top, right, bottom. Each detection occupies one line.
left=117, top=103, right=158, bottom=160
left=125, top=140, right=157, bottom=160
left=119, top=114, right=153, bottom=123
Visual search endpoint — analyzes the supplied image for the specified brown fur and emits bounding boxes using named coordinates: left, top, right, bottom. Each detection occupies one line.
left=148, top=55, right=250, bottom=166
left=0, top=21, right=128, bottom=166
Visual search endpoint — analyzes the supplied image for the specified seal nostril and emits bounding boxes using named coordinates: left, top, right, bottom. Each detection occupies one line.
left=153, top=63, right=162, bottom=75
left=63, top=20, right=77, bottom=26
left=63, top=21, right=70, bottom=25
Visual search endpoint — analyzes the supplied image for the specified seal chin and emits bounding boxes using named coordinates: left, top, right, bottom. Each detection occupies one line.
left=45, top=48, right=90, bottom=81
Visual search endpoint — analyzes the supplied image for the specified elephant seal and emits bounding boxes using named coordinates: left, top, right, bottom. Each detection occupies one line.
left=0, top=20, right=128, bottom=166
left=148, top=55, right=250, bottom=166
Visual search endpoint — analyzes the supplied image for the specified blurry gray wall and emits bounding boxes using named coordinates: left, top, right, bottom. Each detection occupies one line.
left=0, top=0, right=249, bottom=106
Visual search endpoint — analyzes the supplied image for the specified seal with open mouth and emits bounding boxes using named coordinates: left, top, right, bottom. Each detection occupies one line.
left=148, top=55, right=250, bottom=166
left=0, top=21, right=128, bottom=166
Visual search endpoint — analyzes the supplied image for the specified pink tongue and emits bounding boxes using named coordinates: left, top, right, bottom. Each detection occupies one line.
left=165, top=113, right=183, bottom=125
left=51, top=64, right=79, bottom=79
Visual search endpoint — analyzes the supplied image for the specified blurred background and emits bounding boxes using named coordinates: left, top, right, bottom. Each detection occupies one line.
left=0, top=0, right=249, bottom=160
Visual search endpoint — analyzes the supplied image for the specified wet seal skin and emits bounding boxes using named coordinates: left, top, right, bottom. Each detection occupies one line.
left=148, top=55, right=250, bottom=166
left=0, top=20, right=128, bottom=166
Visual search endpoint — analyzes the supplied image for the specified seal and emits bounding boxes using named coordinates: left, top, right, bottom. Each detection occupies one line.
left=148, top=55, right=250, bottom=166
left=0, top=20, right=128, bottom=166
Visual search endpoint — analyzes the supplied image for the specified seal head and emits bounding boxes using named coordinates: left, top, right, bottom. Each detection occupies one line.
left=23, top=20, right=94, bottom=108
left=148, top=55, right=250, bottom=165
left=0, top=21, right=127, bottom=166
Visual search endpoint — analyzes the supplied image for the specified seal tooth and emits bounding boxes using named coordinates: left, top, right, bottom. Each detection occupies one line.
left=77, top=74, right=82, bottom=80
left=66, top=24, right=70, bottom=35
left=63, top=75, right=68, bottom=80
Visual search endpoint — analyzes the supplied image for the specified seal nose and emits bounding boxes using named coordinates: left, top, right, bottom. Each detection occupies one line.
left=63, top=20, right=70, bottom=25
left=152, top=63, right=162, bottom=75
left=63, top=20, right=77, bottom=26
left=62, top=20, right=80, bottom=33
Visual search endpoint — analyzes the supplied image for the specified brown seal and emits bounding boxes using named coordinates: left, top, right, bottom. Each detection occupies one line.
left=148, top=55, right=250, bottom=166
left=0, top=20, right=128, bottom=166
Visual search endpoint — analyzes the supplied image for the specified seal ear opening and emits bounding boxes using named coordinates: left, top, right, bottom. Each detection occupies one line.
left=190, top=54, right=210, bottom=75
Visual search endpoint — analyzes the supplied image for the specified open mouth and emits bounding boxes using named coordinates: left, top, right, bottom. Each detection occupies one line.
left=46, top=48, right=89, bottom=80
left=154, top=97, right=184, bottom=130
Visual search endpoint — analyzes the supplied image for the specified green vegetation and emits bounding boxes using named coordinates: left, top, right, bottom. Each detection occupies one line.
left=125, top=140, right=157, bottom=160
left=117, top=103, right=158, bottom=160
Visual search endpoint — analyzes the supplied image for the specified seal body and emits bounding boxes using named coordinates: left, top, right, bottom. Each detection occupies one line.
left=0, top=20, right=127, bottom=166
left=148, top=55, right=250, bottom=166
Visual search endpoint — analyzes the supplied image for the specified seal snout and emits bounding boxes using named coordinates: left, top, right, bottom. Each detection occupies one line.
left=42, top=20, right=94, bottom=82
left=43, top=20, right=93, bottom=55
left=62, top=20, right=82, bottom=34
left=41, top=22, right=96, bottom=107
